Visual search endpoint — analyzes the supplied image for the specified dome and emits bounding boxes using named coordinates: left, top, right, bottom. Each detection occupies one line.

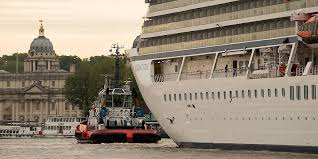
left=29, top=36, right=54, bottom=54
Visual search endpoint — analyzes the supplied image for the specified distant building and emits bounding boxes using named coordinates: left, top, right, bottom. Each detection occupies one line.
left=0, top=22, right=82, bottom=122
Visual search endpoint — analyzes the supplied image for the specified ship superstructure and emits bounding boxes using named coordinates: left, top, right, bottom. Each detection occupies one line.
left=127, top=0, right=318, bottom=152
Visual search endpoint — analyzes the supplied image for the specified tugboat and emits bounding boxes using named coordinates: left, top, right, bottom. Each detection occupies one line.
left=75, top=44, right=161, bottom=144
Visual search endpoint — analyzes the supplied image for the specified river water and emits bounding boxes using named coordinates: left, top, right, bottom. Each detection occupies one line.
left=0, top=138, right=317, bottom=159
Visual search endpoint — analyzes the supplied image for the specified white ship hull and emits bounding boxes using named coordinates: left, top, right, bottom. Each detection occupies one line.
left=130, top=58, right=318, bottom=151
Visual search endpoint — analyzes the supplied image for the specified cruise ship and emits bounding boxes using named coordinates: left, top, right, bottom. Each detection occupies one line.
left=127, top=0, right=318, bottom=152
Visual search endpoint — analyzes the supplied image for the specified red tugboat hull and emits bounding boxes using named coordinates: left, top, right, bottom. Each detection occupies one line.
left=77, top=129, right=161, bottom=144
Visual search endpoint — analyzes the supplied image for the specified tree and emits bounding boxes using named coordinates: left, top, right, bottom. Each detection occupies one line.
left=59, top=55, right=81, bottom=71
left=64, top=55, right=136, bottom=115
left=0, top=53, right=28, bottom=73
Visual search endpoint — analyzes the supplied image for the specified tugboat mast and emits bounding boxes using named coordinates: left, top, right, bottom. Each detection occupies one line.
left=111, top=43, right=124, bottom=88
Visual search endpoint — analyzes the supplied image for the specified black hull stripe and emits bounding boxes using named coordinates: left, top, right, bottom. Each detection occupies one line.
left=131, top=36, right=298, bottom=61
left=177, top=142, right=318, bottom=154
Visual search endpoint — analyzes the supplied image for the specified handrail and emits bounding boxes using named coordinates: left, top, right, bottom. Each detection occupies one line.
left=152, top=65, right=318, bottom=82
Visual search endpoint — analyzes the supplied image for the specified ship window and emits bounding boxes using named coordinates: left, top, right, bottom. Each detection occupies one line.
left=174, top=94, right=177, bottom=101
left=211, top=92, right=215, bottom=100
left=248, top=90, right=251, bottom=98
left=235, top=90, right=238, bottom=98
left=164, top=94, right=167, bottom=101
left=290, top=86, right=295, bottom=100
left=189, top=93, right=192, bottom=100
left=254, top=90, right=257, bottom=98
left=229, top=91, right=233, bottom=99
left=184, top=93, right=187, bottom=101
left=179, top=94, right=182, bottom=101
left=282, top=88, right=286, bottom=97
left=261, top=89, right=265, bottom=98
left=206, top=92, right=209, bottom=100
left=312, top=85, right=317, bottom=100
left=169, top=94, right=171, bottom=101
left=296, top=86, right=301, bottom=100
left=195, top=93, right=198, bottom=100
left=242, top=90, right=245, bottom=98
left=200, top=92, right=203, bottom=100
left=223, top=91, right=226, bottom=99
left=275, top=88, right=278, bottom=97
left=217, top=92, right=220, bottom=100
left=304, top=85, right=309, bottom=100
left=268, top=89, right=271, bottom=97
left=174, top=65, right=178, bottom=72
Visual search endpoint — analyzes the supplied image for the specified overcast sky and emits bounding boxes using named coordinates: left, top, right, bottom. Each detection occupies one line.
left=0, top=0, right=148, bottom=58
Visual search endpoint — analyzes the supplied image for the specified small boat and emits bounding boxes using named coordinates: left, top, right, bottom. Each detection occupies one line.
left=0, top=121, right=42, bottom=139
left=75, top=44, right=161, bottom=144
left=38, top=116, right=86, bottom=138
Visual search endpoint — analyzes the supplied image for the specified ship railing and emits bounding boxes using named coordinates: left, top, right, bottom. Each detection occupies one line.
left=212, top=68, right=247, bottom=78
left=180, top=70, right=211, bottom=80
left=296, top=65, right=318, bottom=76
left=152, top=73, right=179, bottom=82
left=249, top=67, right=280, bottom=79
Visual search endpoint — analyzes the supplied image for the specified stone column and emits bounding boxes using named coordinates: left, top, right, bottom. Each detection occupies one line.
left=45, top=100, right=49, bottom=122
left=15, top=101, right=19, bottom=121
left=24, top=101, right=28, bottom=121
left=0, top=100, right=3, bottom=121
left=40, top=100, right=43, bottom=123
left=29, top=100, right=33, bottom=121
left=11, top=102, right=15, bottom=121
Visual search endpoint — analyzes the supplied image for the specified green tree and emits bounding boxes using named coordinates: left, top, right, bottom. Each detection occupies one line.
left=59, top=55, right=81, bottom=71
left=0, top=53, right=28, bottom=73
left=64, top=55, right=135, bottom=115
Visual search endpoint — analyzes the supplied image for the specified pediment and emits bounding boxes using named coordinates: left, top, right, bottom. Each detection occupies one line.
left=24, top=82, right=48, bottom=93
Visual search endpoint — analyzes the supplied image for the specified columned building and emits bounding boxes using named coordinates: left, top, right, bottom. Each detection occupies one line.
left=0, top=22, right=82, bottom=123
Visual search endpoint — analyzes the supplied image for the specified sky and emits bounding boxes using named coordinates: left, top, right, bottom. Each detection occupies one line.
left=0, top=0, right=148, bottom=58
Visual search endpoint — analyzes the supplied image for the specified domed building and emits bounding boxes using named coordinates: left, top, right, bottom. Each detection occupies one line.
left=0, top=22, right=82, bottom=122
left=24, top=22, right=60, bottom=72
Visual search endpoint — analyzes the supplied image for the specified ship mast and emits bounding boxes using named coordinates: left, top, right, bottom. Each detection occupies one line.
left=110, top=43, right=124, bottom=88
